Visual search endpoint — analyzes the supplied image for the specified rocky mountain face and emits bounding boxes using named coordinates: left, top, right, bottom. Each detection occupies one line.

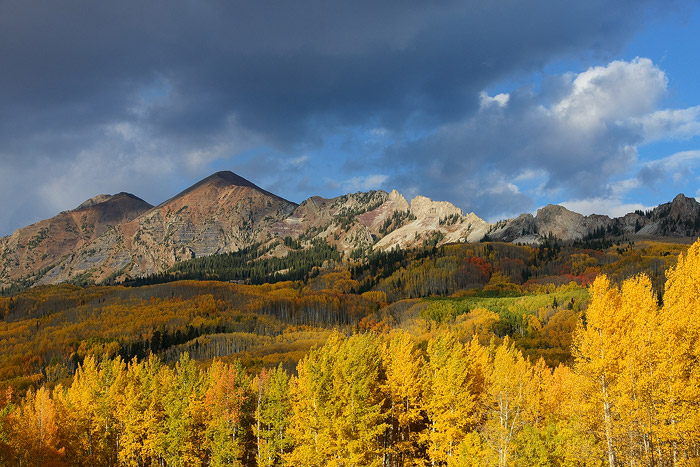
left=0, top=193, right=152, bottom=286
left=637, top=194, right=700, bottom=237
left=487, top=193, right=700, bottom=243
left=372, top=194, right=489, bottom=251
left=2, top=170, right=699, bottom=289
left=30, top=171, right=299, bottom=286
left=266, top=188, right=489, bottom=257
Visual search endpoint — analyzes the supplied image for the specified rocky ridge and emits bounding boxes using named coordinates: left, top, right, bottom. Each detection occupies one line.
left=486, top=194, right=700, bottom=243
left=0, top=193, right=153, bottom=286
left=2, top=171, right=700, bottom=288
left=34, top=171, right=298, bottom=285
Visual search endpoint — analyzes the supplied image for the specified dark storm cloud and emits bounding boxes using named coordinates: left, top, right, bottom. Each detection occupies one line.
left=0, top=0, right=687, bottom=234
left=0, top=0, right=672, bottom=146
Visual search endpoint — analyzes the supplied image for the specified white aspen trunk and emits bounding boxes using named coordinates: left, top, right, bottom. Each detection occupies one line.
left=602, top=373, right=615, bottom=467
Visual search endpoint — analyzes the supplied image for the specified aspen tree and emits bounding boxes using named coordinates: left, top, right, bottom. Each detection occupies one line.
left=333, top=333, right=386, bottom=467
left=254, top=364, right=291, bottom=467
left=114, top=358, right=156, bottom=466
left=659, top=240, right=700, bottom=463
left=163, top=353, right=205, bottom=466
left=286, top=332, right=344, bottom=466
left=572, top=276, right=624, bottom=467
left=0, top=387, right=13, bottom=465
left=11, top=386, right=66, bottom=467
left=617, top=274, right=662, bottom=465
left=204, top=360, right=248, bottom=466
left=382, top=331, right=425, bottom=467
left=423, top=332, right=474, bottom=466
left=482, top=337, right=536, bottom=467
left=66, top=355, right=125, bottom=465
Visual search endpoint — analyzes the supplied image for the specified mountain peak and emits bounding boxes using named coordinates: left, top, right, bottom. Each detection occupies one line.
left=537, top=204, right=574, bottom=216
left=159, top=171, right=294, bottom=209
left=201, top=171, right=258, bottom=189
left=74, top=192, right=152, bottom=212
left=76, top=194, right=112, bottom=210
left=671, top=193, right=695, bottom=205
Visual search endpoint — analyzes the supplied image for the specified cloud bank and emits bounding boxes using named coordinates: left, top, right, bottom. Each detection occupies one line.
left=0, top=0, right=696, bottom=234
left=385, top=58, right=700, bottom=220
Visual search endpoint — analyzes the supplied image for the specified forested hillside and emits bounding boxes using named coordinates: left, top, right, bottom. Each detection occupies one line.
left=0, top=239, right=698, bottom=465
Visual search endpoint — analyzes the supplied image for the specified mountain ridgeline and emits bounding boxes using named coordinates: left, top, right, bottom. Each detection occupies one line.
left=2, top=171, right=700, bottom=290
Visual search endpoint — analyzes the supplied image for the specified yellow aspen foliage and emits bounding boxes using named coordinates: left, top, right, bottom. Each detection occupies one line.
left=163, top=353, right=206, bottom=466
left=285, top=332, right=344, bottom=466
left=451, top=431, right=487, bottom=467
left=423, top=332, right=475, bottom=466
left=382, top=331, right=425, bottom=466
left=454, top=308, right=500, bottom=343
left=659, top=240, right=700, bottom=463
left=253, top=364, right=291, bottom=467
left=66, top=355, right=125, bottom=465
left=573, top=254, right=700, bottom=467
left=332, top=333, right=386, bottom=467
left=115, top=355, right=168, bottom=466
left=204, top=359, right=249, bottom=466
left=0, top=387, right=13, bottom=464
left=114, top=358, right=149, bottom=466
left=539, top=364, right=577, bottom=423
left=286, top=332, right=386, bottom=466
left=481, top=337, right=536, bottom=467
left=616, top=274, right=665, bottom=466
left=10, top=386, right=67, bottom=467
left=572, top=275, right=625, bottom=467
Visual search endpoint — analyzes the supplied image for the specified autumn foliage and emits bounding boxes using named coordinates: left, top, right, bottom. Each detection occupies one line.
left=0, top=239, right=699, bottom=465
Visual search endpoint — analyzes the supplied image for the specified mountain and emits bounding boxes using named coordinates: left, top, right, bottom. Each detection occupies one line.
left=268, top=188, right=489, bottom=256
left=0, top=172, right=297, bottom=288
left=636, top=194, right=700, bottom=237
left=2, top=170, right=700, bottom=289
left=487, top=193, right=700, bottom=243
left=0, top=192, right=152, bottom=287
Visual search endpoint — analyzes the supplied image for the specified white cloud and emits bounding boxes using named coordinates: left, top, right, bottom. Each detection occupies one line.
left=637, top=150, right=700, bottom=187
left=636, top=106, right=700, bottom=142
left=369, top=127, right=389, bottom=138
left=341, top=174, right=388, bottom=192
left=559, top=198, right=652, bottom=218
left=388, top=57, right=699, bottom=219
left=486, top=180, right=521, bottom=195
left=513, top=169, right=548, bottom=183
left=479, top=91, right=510, bottom=109
left=655, top=149, right=700, bottom=168
left=289, top=154, right=311, bottom=167
left=552, top=58, right=667, bottom=131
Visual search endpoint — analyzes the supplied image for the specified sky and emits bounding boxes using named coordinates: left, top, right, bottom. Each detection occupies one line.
left=1, top=0, right=700, bottom=236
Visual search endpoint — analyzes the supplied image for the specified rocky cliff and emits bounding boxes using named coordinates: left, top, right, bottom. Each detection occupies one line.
left=487, top=194, right=700, bottom=243
left=2, top=171, right=699, bottom=289
left=0, top=193, right=153, bottom=286
left=4, top=172, right=297, bottom=287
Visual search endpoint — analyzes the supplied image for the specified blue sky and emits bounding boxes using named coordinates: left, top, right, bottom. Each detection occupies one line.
left=1, top=0, right=699, bottom=235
